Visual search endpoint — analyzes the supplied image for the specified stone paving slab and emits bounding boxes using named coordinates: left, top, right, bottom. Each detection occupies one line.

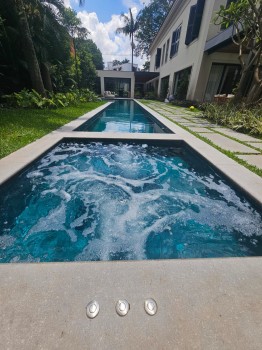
left=166, top=117, right=193, bottom=123
left=198, top=133, right=260, bottom=154
left=188, top=127, right=215, bottom=133
left=237, top=154, right=262, bottom=168
left=246, top=142, right=262, bottom=151
left=212, top=128, right=261, bottom=142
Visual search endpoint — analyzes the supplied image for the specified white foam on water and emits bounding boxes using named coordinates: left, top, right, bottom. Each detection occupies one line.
left=3, top=141, right=261, bottom=262
left=0, top=234, right=16, bottom=249
left=27, top=202, right=77, bottom=242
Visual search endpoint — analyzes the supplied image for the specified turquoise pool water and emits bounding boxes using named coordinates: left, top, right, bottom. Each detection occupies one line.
left=75, top=100, right=171, bottom=133
left=0, top=141, right=261, bottom=263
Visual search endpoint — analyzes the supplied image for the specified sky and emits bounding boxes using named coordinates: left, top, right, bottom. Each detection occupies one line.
left=63, top=0, right=151, bottom=68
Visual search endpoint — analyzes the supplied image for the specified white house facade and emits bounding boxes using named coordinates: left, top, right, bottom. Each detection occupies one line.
left=148, top=0, right=245, bottom=102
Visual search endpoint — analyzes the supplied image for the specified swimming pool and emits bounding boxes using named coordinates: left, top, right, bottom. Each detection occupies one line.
left=0, top=140, right=261, bottom=263
left=75, top=99, right=172, bottom=133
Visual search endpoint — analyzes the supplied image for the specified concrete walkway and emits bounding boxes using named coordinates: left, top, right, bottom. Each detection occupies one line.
left=143, top=101, right=262, bottom=171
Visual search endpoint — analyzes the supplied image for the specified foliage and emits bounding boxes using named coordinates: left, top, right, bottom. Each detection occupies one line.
left=141, top=61, right=150, bottom=71
left=62, top=8, right=89, bottom=39
left=112, top=58, right=130, bottom=66
left=0, top=0, right=102, bottom=95
left=0, top=101, right=105, bottom=159
left=214, top=0, right=262, bottom=103
left=201, top=102, right=262, bottom=136
left=135, top=0, right=173, bottom=57
left=144, top=91, right=157, bottom=100
left=3, top=89, right=100, bottom=109
left=171, top=99, right=201, bottom=108
left=76, top=39, right=104, bottom=70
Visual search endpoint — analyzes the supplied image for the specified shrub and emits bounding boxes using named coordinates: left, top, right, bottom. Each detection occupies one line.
left=144, top=91, right=157, bottom=100
left=2, top=88, right=100, bottom=109
left=201, top=102, right=262, bottom=136
left=171, top=99, right=202, bottom=109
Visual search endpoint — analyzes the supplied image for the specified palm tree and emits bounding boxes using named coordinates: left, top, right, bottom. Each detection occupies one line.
left=116, top=9, right=139, bottom=71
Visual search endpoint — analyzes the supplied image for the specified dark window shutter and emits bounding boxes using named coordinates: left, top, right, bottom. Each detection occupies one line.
left=155, top=48, right=161, bottom=68
left=185, top=5, right=196, bottom=45
left=170, top=31, right=176, bottom=58
left=192, top=0, right=205, bottom=41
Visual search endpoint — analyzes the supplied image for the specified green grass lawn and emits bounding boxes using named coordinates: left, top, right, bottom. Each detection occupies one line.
left=0, top=101, right=105, bottom=159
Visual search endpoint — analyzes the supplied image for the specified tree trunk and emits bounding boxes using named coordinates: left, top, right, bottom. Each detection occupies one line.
left=131, top=33, right=134, bottom=72
left=233, top=68, right=251, bottom=102
left=41, top=62, right=53, bottom=92
left=73, top=38, right=80, bottom=88
left=246, top=81, right=262, bottom=103
left=12, top=0, right=46, bottom=96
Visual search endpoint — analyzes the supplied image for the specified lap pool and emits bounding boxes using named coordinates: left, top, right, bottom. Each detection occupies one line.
left=75, top=99, right=172, bottom=133
left=0, top=140, right=261, bottom=263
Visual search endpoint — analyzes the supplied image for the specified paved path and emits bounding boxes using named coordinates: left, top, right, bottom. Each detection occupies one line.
left=143, top=101, right=262, bottom=171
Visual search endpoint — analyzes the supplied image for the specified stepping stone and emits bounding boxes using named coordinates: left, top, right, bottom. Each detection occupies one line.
left=188, top=127, right=214, bottom=133
left=198, top=133, right=261, bottom=153
left=246, top=142, right=262, bottom=151
left=212, top=128, right=260, bottom=142
left=237, top=155, right=262, bottom=169
left=168, top=118, right=191, bottom=123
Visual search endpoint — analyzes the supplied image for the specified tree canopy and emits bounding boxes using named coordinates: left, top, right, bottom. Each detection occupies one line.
left=0, top=0, right=103, bottom=95
left=214, top=0, right=262, bottom=103
left=135, top=0, right=173, bottom=57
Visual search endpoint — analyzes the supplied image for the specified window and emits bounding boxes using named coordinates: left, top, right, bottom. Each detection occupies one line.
left=204, top=63, right=241, bottom=101
left=155, top=48, right=161, bottom=69
left=170, top=25, right=181, bottom=58
left=185, top=0, right=205, bottom=45
left=161, top=44, right=166, bottom=65
left=165, top=39, right=170, bottom=63
left=160, top=75, right=170, bottom=99
left=173, top=67, right=192, bottom=100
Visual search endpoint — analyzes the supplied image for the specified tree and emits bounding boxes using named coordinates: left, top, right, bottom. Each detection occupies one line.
left=135, top=0, right=173, bottom=57
left=76, top=39, right=103, bottom=69
left=116, top=8, right=139, bottom=71
left=112, top=59, right=121, bottom=66
left=142, top=61, right=150, bottom=72
left=62, top=8, right=89, bottom=88
left=112, top=58, right=129, bottom=66
left=0, top=0, right=101, bottom=95
left=214, top=0, right=262, bottom=103
left=9, top=0, right=46, bottom=95
left=27, top=0, right=71, bottom=92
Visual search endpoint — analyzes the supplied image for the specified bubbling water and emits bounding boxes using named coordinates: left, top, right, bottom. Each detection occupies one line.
left=0, top=142, right=261, bottom=263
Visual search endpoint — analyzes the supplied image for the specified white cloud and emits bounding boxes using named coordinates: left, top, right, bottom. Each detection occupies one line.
left=63, top=0, right=147, bottom=68
left=63, top=0, right=71, bottom=8
left=77, top=11, right=146, bottom=68
left=122, top=0, right=150, bottom=11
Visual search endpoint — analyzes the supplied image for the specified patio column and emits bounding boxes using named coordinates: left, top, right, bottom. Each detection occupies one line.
left=130, top=73, right=135, bottom=99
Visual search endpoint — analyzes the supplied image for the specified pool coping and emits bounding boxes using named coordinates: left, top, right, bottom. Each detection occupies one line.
left=0, top=100, right=262, bottom=349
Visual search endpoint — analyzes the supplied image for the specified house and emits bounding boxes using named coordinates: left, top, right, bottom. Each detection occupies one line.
left=97, top=66, right=159, bottom=98
left=147, top=0, right=247, bottom=102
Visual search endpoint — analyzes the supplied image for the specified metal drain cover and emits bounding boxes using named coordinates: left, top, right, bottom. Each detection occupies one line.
left=86, top=300, right=99, bottom=319
left=116, top=299, right=130, bottom=316
left=144, top=298, right=157, bottom=316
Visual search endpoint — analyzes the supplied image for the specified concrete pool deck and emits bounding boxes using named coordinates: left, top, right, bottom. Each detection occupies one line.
left=0, top=100, right=262, bottom=349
